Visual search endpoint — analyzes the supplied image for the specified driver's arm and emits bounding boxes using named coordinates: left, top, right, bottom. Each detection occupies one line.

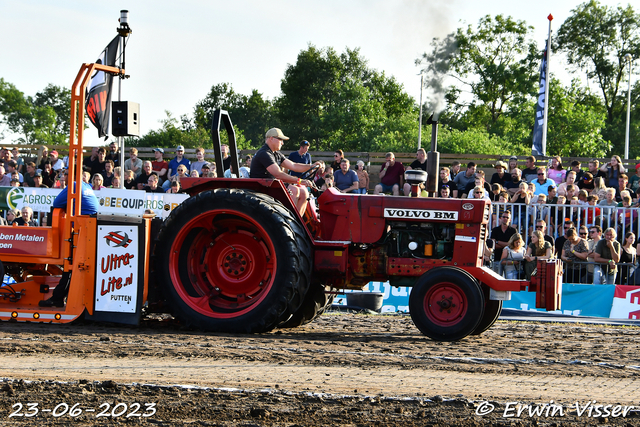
left=266, top=163, right=310, bottom=186
left=283, top=159, right=319, bottom=174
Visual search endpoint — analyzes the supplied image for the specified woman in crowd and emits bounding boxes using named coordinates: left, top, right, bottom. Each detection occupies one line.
left=41, top=162, right=56, bottom=188
left=501, top=233, right=526, bottom=280
left=548, top=156, right=566, bottom=186
left=618, top=231, right=637, bottom=285
left=330, top=149, right=344, bottom=171
left=472, top=185, right=490, bottom=200
left=5, top=209, right=21, bottom=226
left=36, top=146, right=49, bottom=171
left=600, top=155, right=626, bottom=191
left=557, top=170, right=577, bottom=196
left=560, top=227, right=590, bottom=283
left=313, top=161, right=326, bottom=187
left=167, top=180, right=181, bottom=194
left=523, top=230, right=554, bottom=280
left=91, top=173, right=106, bottom=191
left=592, top=177, right=608, bottom=201
left=123, top=170, right=136, bottom=189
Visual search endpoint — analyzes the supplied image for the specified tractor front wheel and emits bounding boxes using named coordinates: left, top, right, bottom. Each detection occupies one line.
left=409, top=267, right=484, bottom=341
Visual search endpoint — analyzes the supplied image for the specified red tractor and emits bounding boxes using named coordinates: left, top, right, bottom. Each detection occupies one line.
left=0, top=65, right=562, bottom=342
left=153, top=109, right=562, bottom=341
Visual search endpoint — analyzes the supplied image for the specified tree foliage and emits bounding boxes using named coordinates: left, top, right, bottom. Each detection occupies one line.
left=420, top=15, right=538, bottom=130
left=275, top=45, right=417, bottom=152
left=545, top=78, right=610, bottom=157
left=0, top=79, right=71, bottom=145
left=555, top=0, right=640, bottom=129
left=126, top=110, right=248, bottom=150
left=194, top=83, right=273, bottom=148
left=436, top=126, right=527, bottom=156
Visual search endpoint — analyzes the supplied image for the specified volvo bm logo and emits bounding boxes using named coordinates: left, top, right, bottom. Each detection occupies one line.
left=462, top=203, right=474, bottom=211
left=384, top=209, right=458, bottom=220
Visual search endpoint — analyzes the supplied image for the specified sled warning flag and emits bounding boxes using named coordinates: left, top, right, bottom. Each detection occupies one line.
left=85, top=36, right=119, bottom=139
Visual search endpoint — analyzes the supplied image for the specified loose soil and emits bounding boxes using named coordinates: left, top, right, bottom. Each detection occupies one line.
left=1, top=312, right=640, bottom=426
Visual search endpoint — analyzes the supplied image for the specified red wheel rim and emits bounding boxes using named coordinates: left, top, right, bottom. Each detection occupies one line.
left=423, top=282, right=468, bottom=327
left=169, top=210, right=277, bottom=319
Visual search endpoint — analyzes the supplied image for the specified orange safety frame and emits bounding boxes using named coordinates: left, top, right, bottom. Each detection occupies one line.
left=0, top=64, right=125, bottom=324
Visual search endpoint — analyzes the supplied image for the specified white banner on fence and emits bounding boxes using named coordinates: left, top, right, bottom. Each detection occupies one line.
left=2, top=187, right=188, bottom=219
left=95, top=188, right=189, bottom=219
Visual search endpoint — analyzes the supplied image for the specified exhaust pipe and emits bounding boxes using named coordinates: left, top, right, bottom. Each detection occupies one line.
left=425, top=114, right=439, bottom=196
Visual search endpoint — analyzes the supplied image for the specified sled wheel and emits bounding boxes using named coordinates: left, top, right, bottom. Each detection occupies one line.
left=155, top=189, right=310, bottom=333
left=471, top=285, right=503, bottom=336
left=279, top=282, right=334, bottom=328
left=409, top=267, right=484, bottom=342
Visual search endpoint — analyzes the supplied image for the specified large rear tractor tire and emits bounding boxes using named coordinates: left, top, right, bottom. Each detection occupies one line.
left=471, top=285, right=503, bottom=336
left=409, top=267, right=484, bottom=342
left=154, top=189, right=311, bottom=333
left=279, top=282, right=334, bottom=328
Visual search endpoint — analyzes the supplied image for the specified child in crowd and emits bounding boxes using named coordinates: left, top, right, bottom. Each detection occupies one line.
left=355, top=160, right=369, bottom=194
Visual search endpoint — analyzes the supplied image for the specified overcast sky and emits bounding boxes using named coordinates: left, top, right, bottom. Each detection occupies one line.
left=0, top=0, right=631, bottom=146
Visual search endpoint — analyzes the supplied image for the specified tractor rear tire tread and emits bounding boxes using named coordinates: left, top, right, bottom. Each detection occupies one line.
left=154, top=188, right=309, bottom=333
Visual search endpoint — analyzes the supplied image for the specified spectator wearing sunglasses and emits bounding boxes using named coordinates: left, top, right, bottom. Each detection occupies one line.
left=533, top=167, right=556, bottom=196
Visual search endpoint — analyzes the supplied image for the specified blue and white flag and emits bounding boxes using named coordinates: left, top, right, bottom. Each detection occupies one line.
left=532, top=45, right=547, bottom=156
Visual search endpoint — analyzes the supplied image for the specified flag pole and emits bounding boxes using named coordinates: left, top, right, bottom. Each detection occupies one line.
left=541, top=14, right=553, bottom=156
left=418, top=74, right=424, bottom=150
left=117, top=10, right=132, bottom=189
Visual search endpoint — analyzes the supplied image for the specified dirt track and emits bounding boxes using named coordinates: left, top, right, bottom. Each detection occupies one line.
left=1, top=312, right=640, bottom=426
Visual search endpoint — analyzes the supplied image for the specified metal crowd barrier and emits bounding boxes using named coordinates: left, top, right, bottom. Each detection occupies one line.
left=489, top=202, right=640, bottom=240
left=488, top=202, right=640, bottom=286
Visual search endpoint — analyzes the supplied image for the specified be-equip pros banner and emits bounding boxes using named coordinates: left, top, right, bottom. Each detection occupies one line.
left=0, top=187, right=188, bottom=219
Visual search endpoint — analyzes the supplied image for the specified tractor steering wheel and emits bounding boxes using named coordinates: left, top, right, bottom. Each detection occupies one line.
left=300, top=164, right=320, bottom=181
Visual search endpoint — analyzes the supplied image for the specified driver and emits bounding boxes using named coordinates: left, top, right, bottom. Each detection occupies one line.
left=250, top=128, right=319, bottom=216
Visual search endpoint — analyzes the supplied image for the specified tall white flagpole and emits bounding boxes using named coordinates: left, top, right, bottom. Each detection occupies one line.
left=418, top=74, right=424, bottom=150
left=541, top=14, right=553, bottom=156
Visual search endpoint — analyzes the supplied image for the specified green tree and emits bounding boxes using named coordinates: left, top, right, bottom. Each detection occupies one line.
left=545, top=78, right=610, bottom=157
left=436, top=126, right=527, bottom=156
left=0, top=79, right=71, bottom=145
left=128, top=110, right=247, bottom=150
left=276, top=45, right=417, bottom=152
left=419, top=15, right=539, bottom=131
left=194, top=84, right=273, bottom=147
left=555, top=0, right=640, bottom=153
